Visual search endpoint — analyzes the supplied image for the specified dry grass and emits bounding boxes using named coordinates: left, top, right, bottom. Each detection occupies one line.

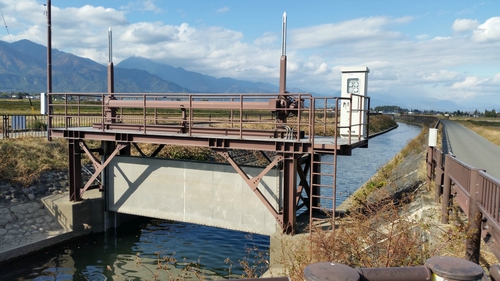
left=349, top=124, right=429, bottom=205
left=277, top=196, right=468, bottom=281
left=454, top=119, right=500, bottom=146
left=0, top=137, right=68, bottom=186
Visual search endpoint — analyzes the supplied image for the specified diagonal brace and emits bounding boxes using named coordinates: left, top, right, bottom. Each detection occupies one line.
left=79, top=141, right=128, bottom=197
left=132, top=142, right=165, bottom=157
left=215, top=149, right=284, bottom=225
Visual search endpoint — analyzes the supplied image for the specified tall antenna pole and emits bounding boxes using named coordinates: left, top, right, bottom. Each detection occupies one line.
left=105, top=27, right=116, bottom=124
left=279, top=12, right=287, bottom=94
left=107, top=27, right=114, bottom=94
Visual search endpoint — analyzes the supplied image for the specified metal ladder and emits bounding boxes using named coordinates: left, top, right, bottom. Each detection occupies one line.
left=309, top=150, right=337, bottom=231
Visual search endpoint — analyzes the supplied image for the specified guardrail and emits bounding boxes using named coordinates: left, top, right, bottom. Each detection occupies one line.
left=45, top=92, right=370, bottom=144
left=427, top=133, right=500, bottom=264
left=1, top=114, right=103, bottom=139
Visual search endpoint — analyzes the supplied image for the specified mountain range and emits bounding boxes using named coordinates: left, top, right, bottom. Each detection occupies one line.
left=1, top=39, right=469, bottom=111
left=0, top=39, right=278, bottom=94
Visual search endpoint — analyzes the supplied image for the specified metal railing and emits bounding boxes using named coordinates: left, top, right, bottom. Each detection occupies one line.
left=45, top=92, right=370, bottom=144
left=1, top=115, right=48, bottom=139
left=427, top=142, right=500, bottom=263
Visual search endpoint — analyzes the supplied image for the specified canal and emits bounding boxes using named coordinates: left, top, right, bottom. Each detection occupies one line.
left=0, top=122, right=421, bottom=280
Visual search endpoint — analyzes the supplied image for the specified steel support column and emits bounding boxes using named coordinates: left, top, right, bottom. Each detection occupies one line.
left=282, top=153, right=298, bottom=234
left=68, top=138, right=82, bottom=201
left=441, top=154, right=452, bottom=224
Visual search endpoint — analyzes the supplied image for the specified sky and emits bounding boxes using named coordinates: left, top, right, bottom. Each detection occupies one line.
left=0, top=0, right=500, bottom=111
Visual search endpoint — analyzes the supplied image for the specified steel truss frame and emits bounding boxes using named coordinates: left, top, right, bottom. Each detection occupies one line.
left=66, top=134, right=332, bottom=233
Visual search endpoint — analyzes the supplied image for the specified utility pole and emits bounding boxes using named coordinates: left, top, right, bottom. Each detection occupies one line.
left=46, top=0, right=52, bottom=140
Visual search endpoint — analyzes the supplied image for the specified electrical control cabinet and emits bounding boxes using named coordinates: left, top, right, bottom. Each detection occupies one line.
left=340, top=66, right=369, bottom=138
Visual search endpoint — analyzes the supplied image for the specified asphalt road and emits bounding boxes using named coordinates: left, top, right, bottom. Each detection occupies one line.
left=441, top=120, right=500, bottom=180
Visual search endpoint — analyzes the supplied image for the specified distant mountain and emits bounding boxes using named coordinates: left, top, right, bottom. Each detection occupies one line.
left=0, top=40, right=190, bottom=93
left=370, top=92, right=460, bottom=112
left=116, top=56, right=279, bottom=93
left=0, top=40, right=282, bottom=94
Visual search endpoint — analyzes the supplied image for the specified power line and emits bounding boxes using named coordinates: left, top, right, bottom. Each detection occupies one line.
left=0, top=8, right=13, bottom=44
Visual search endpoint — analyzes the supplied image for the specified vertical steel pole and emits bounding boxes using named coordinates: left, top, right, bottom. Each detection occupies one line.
left=427, top=146, right=433, bottom=191
left=68, top=139, right=82, bottom=201
left=283, top=153, right=297, bottom=234
left=435, top=149, right=444, bottom=203
left=46, top=0, right=52, bottom=141
left=441, top=154, right=452, bottom=224
left=108, top=27, right=114, bottom=95
left=279, top=12, right=287, bottom=94
left=465, top=169, right=483, bottom=264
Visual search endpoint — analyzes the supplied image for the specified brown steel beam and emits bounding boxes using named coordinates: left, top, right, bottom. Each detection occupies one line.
left=92, top=122, right=303, bottom=139
left=296, top=155, right=311, bottom=209
left=107, top=99, right=279, bottom=111
left=68, top=138, right=82, bottom=201
left=216, top=149, right=285, bottom=228
left=51, top=129, right=332, bottom=153
left=78, top=141, right=128, bottom=198
left=282, top=153, right=299, bottom=234
left=131, top=142, right=165, bottom=157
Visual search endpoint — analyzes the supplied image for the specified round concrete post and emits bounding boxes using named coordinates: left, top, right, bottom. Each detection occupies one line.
left=425, top=256, right=484, bottom=280
left=304, top=262, right=360, bottom=281
left=489, top=264, right=500, bottom=281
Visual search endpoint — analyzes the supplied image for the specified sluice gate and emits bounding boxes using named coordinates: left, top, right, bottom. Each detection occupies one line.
left=44, top=11, right=370, bottom=234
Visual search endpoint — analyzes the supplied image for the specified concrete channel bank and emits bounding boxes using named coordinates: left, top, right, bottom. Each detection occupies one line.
left=0, top=170, right=111, bottom=263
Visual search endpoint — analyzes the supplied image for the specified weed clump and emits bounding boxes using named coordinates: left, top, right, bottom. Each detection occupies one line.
left=278, top=194, right=467, bottom=281
left=0, top=137, right=67, bottom=186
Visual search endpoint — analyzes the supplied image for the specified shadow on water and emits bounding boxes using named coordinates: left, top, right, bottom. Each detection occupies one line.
left=0, top=217, right=269, bottom=280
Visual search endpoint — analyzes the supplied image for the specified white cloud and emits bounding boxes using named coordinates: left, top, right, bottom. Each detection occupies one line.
left=1, top=1, right=500, bottom=110
left=216, top=6, right=229, bottom=13
left=290, top=17, right=404, bottom=50
left=452, top=18, right=479, bottom=33
left=472, top=17, right=500, bottom=42
left=421, top=70, right=461, bottom=83
left=142, top=0, right=161, bottom=12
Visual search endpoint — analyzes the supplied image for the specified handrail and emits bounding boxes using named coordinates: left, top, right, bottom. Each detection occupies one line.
left=44, top=92, right=370, bottom=145
left=428, top=144, right=500, bottom=263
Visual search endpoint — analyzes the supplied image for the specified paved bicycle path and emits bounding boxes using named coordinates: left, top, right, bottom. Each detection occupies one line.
left=441, top=120, right=500, bottom=180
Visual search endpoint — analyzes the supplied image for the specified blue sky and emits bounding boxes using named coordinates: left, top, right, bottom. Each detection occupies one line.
left=1, top=0, right=500, bottom=111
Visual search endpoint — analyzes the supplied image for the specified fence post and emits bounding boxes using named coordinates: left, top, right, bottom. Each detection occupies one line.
left=426, top=256, right=484, bottom=280
left=441, top=154, right=452, bottom=224
left=2, top=115, right=7, bottom=139
left=465, top=169, right=483, bottom=264
left=427, top=146, right=435, bottom=191
left=435, top=149, right=444, bottom=203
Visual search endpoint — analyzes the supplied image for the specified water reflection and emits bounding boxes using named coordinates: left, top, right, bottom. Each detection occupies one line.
left=0, top=218, right=268, bottom=280
left=322, top=122, right=421, bottom=207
